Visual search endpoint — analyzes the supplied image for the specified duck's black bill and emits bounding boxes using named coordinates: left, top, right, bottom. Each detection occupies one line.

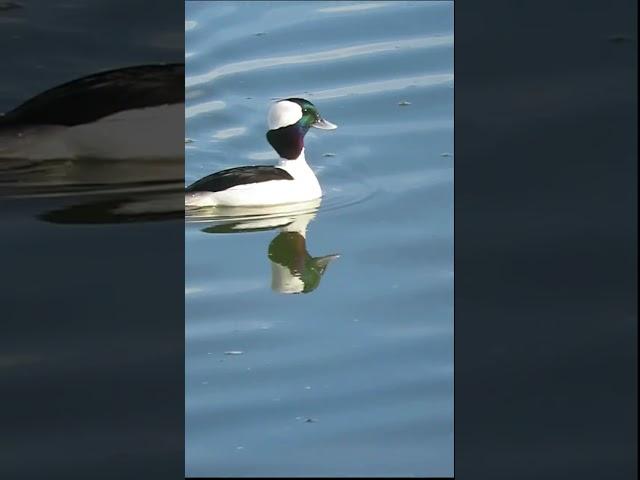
left=312, top=117, right=337, bottom=130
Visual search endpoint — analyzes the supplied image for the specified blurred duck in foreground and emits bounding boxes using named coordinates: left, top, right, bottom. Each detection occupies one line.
left=0, top=64, right=184, bottom=162
left=0, top=64, right=184, bottom=224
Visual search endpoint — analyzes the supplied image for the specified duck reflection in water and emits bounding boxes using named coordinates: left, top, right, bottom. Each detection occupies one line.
left=197, top=201, right=339, bottom=294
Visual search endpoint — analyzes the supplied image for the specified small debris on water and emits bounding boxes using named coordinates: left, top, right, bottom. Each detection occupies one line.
left=296, top=416, right=317, bottom=423
left=440, top=152, right=452, bottom=157
left=224, top=351, right=244, bottom=355
left=322, top=152, right=336, bottom=157
left=185, top=138, right=194, bottom=144
left=398, top=101, right=411, bottom=106
left=607, top=34, right=631, bottom=43
left=304, top=386, right=312, bottom=390
left=255, top=32, right=266, bottom=36
left=236, top=446, right=244, bottom=450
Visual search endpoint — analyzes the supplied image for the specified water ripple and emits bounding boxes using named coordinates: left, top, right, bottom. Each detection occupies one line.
left=286, top=73, right=453, bottom=101
left=185, top=100, right=226, bottom=119
left=317, top=2, right=396, bottom=14
left=212, top=126, right=247, bottom=140
left=186, top=35, right=453, bottom=88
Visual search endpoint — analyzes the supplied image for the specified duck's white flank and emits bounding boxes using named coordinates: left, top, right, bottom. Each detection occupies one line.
left=185, top=149, right=322, bottom=208
left=0, top=104, right=183, bottom=161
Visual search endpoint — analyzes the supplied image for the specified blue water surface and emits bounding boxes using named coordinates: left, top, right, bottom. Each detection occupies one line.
left=185, top=1, right=453, bottom=476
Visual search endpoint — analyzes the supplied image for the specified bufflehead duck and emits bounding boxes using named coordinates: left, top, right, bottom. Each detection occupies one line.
left=185, top=98, right=337, bottom=208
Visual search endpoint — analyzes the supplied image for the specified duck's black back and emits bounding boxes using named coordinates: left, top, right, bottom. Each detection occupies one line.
left=185, top=166, right=293, bottom=193
left=0, top=64, right=184, bottom=127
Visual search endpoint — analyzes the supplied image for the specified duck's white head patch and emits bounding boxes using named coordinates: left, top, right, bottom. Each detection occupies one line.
left=267, top=100, right=302, bottom=130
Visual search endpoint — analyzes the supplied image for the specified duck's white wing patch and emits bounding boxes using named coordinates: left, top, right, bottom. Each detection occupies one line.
left=267, top=100, right=302, bottom=130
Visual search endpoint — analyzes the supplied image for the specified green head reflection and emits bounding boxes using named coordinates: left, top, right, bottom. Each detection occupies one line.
left=268, top=231, right=339, bottom=294
left=197, top=202, right=339, bottom=295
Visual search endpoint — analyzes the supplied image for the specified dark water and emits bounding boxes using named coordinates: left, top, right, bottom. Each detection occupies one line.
left=185, top=1, right=453, bottom=477
left=1, top=2, right=184, bottom=478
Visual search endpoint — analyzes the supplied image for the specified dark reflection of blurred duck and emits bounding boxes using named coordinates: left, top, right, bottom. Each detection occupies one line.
left=198, top=200, right=339, bottom=294
left=36, top=190, right=185, bottom=224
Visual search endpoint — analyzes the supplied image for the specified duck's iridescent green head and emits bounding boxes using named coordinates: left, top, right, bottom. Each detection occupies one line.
left=266, top=98, right=337, bottom=160
left=286, top=98, right=337, bottom=130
